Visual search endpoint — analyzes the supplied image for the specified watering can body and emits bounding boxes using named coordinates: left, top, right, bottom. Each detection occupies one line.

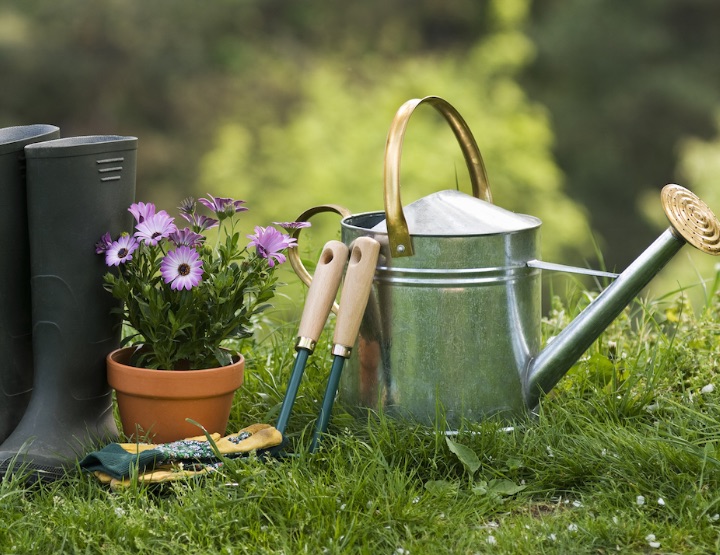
left=339, top=206, right=542, bottom=424
left=290, top=96, right=720, bottom=427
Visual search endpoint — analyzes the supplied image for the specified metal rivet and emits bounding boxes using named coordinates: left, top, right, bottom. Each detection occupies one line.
left=397, top=244, right=405, bottom=253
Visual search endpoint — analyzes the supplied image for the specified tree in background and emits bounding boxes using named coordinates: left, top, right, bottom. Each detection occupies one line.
left=200, top=0, right=591, bottom=264
left=525, top=0, right=720, bottom=270
left=2, top=0, right=719, bottom=292
left=640, top=111, right=720, bottom=305
left=0, top=0, right=266, bottom=199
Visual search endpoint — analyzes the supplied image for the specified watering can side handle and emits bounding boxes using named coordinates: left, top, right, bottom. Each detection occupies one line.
left=287, top=203, right=353, bottom=315
left=385, top=95, right=492, bottom=258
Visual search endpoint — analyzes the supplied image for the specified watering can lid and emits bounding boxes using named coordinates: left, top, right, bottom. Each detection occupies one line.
left=372, top=189, right=541, bottom=236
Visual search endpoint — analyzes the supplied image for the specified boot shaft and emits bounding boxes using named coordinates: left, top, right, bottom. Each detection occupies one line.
left=0, top=124, right=61, bottom=336
left=0, top=124, right=60, bottom=441
left=24, top=135, right=137, bottom=395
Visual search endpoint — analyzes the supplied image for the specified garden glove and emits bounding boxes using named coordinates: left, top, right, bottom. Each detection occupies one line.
left=80, top=423, right=282, bottom=487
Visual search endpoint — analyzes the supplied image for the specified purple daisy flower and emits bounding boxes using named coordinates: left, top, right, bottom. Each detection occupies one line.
left=128, top=202, right=156, bottom=224
left=247, top=226, right=297, bottom=267
left=180, top=212, right=219, bottom=232
left=178, top=197, right=196, bottom=217
left=105, top=235, right=139, bottom=266
left=95, top=232, right=113, bottom=254
left=134, top=211, right=178, bottom=246
left=169, top=227, right=205, bottom=249
left=198, top=194, right=248, bottom=219
left=160, top=246, right=204, bottom=291
left=273, top=221, right=312, bottom=231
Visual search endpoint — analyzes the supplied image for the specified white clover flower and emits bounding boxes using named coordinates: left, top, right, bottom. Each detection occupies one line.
left=636, top=495, right=646, bottom=506
left=487, top=535, right=497, bottom=545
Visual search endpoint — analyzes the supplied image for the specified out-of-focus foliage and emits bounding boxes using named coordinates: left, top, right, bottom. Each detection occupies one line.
left=200, top=0, right=590, bottom=263
left=525, top=0, right=720, bottom=270
left=0, top=0, right=248, bottom=199
left=2, top=0, right=720, bottom=292
left=639, top=113, right=720, bottom=306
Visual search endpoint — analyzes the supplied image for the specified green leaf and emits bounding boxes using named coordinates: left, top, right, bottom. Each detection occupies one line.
left=587, top=351, right=615, bottom=386
left=504, top=456, right=524, bottom=471
left=471, top=480, right=488, bottom=496
left=471, top=479, right=526, bottom=500
left=487, top=479, right=526, bottom=497
left=214, top=348, right=233, bottom=367
left=445, top=436, right=480, bottom=475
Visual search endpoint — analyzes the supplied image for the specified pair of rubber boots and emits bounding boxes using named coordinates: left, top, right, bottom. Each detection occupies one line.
left=0, top=124, right=136, bottom=483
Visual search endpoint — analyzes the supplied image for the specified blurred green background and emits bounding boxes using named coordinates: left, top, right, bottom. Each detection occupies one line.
left=3, top=0, right=719, bottom=307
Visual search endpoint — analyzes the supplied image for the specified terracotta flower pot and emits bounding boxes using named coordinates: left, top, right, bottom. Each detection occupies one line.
left=106, top=347, right=244, bottom=443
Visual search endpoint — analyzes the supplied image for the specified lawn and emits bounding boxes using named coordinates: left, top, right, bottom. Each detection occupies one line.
left=1, top=287, right=719, bottom=554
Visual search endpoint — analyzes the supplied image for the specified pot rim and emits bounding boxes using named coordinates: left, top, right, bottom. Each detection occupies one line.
left=107, top=346, right=244, bottom=399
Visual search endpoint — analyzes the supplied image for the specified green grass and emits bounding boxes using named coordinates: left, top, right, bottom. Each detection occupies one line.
left=2, top=288, right=720, bottom=554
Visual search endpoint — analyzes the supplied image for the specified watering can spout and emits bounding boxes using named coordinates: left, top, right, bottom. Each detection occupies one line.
left=525, top=184, right=720, bottom=409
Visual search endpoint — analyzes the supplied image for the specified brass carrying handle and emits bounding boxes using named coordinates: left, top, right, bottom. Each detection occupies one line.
left=287, top=204, right=353, bottom=314
left=385, top=96, right=492, bottom=258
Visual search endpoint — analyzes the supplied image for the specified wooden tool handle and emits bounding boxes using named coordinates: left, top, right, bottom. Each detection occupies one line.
left=333, top=237, right=380, bottom=354
left=296, top=240, right=349, bottom=349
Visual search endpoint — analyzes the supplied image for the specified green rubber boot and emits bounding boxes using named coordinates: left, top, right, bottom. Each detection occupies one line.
left=0, top=125, right=60, bottom=443
left=0, top=135, right=136, bottom=483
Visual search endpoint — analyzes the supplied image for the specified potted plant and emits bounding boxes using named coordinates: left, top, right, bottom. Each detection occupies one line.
left=96, top=195, right=305, bottom=443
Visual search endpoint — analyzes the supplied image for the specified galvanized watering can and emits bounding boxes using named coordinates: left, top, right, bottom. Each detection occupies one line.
left=289, top=96, right=720, bottom=426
